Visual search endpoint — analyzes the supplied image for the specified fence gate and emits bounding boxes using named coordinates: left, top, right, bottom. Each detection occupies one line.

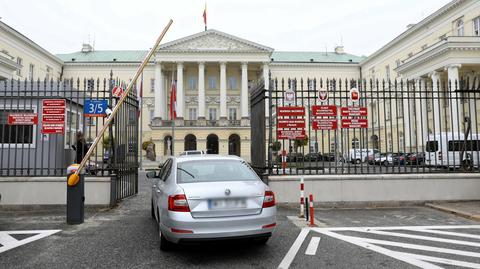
left=250, top=80, right=267, bottom=176
left=0, top=76, right=139, bottom=203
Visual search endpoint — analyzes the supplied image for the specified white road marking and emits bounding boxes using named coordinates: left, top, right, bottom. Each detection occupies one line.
left=352, top=228, right=480, bottom=247
left=304, top=237, right=321, bottom=256
left=0, top=230, right=61, bottom=254
left=402, top=252, right=480, bottom=269
left=413, top=228, right=480, bottom=240
left=277, top=228, right=309, bottom=269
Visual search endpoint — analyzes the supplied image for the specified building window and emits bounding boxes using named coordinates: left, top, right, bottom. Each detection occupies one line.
left=188, top=108, right=197, bottom=120
left=149, top=109, right=154, bottom=121
left=188, top=76, right=197, bottom=90
left=16, top=57, right=23, bottom=76
left=0, top=109, right=35, bottom=145
left=228, top=76, right=237, bottom=90
left=150, top=79, right=155, bottom=93
left=385, top=65, right=390, bottom=81
left=208, top=76, right=217, bottom=90
left=228, top=107, right=237, bottom=120
left=351, top=138, right=360, bottom=149
left=474, top=16, right=480, bottom=36
left=397, top=93, right=404, bottom=118
left=65, top=109, right=83, bottom=149
left=456, top=19, right=464, bottom=36
left=208, top=108, right=217, bottom=121
left=28, top=64, right=34, bottom=80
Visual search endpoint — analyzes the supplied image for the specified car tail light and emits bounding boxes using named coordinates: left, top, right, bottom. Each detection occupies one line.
left=168, top=194, right=190, bottom=212
left=262, top=191, right=276, bottom=208
left=262, top=223, right=276, bottom=229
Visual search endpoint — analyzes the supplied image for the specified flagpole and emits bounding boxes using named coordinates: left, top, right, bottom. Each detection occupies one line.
left=139, top=72, right=144, bottom=170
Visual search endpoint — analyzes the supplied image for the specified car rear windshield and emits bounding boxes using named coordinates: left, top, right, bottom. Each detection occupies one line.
left=177, top=160, right=259, bottom=183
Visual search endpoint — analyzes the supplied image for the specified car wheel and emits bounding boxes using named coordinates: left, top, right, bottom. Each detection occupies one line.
left=159, top=231, right=173, bottom=251
left=383, top=160, right=389, bottom=166
left=151, top=201, right=155, bottom=219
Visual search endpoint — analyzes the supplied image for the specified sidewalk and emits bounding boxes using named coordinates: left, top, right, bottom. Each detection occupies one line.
left=426, top=201, right=480, bottom=222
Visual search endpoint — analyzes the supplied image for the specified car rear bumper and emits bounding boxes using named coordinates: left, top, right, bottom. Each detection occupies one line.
left=160, top=207, right=276, bottom=243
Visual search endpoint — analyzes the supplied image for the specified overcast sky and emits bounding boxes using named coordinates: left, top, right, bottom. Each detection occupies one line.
left=1, top=0, right=451, bottom=56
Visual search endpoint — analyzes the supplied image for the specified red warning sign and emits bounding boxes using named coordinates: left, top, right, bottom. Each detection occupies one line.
left=277, top=119, right=306, bottom=129
left=311, top=105, right=337, bottom=117
left=277, top=129, right=306, bottom=140
left=7, top=113, right=38, bottom=125
left=312, top=118, right=338, bottom=130
left=42, top=99, right=65, bottom=134
left=341, top=118, right=368, bottom=129
left=277, top=106, right=305, bottom=117
left=340, top=107, right=368, bottom=117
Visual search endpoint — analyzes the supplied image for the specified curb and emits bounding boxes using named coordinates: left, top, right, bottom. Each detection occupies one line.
left=426, top=203, right=480, bottom=222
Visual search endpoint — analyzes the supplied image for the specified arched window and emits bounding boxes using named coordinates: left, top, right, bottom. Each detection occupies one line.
left=206, top=134, right=219, bottom=154
left=228, top=134, right=241, bottom=156
left=184, top=134, right=197, bottom=151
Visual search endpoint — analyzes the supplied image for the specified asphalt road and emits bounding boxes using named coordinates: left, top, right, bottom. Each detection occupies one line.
left=1, top=172, right=479, bottom=269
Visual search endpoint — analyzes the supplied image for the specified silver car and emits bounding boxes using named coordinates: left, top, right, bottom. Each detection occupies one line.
left=147, top=155, right=276, bottom=251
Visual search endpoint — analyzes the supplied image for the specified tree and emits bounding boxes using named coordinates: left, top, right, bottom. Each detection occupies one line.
left=294, top=136, right=308, bottom=152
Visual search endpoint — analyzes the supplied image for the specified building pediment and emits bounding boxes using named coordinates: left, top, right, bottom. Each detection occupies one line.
left=158, top=29, right=274, bottom=54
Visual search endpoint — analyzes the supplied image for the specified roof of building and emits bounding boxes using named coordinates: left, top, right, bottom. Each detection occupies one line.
left=0, top=20, right=63, bottom=65
left=271, top=51, right=365, bottom=64
left=57, top=50, right=365, bottom=64
left=56, top=50, right=147, bottom=63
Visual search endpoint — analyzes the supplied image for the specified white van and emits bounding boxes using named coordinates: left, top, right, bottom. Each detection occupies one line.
left=425, top=132, right=480, bottom=169
left=345, top=148, right=379, bottom=164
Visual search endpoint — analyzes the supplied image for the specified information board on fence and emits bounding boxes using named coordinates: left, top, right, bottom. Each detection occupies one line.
left=312, top=118, right=338, bottom=130
left=277, top=129, right=306, bottom=139
left=311, top=105, right=337, bottom=117
left=277, top=106, right=305, bottom=117
left=341, top=118, right=368, bottom=129
left=340, top=106, right=368, bottom=117
left=7, top=113, right=38, bottom=125
left=41, top=99, right=65, bottom=134
left=277, top=118, right=305, bottom=129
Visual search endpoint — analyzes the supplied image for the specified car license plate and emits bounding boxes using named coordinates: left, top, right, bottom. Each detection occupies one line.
left=208, top=199, right=247, bottom=210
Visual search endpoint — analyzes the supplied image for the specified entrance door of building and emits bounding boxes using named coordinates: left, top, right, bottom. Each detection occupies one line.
left=206, top=134, right=219, bottom=154
left=228, top=134, right=241, bottom=156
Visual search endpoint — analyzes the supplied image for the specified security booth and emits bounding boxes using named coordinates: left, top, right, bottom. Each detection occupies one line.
left=0, top=78, right=139, bottom=206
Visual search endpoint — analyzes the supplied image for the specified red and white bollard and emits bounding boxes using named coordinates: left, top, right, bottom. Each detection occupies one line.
left=308, top=194, right=316, bottom=227
left=299, top=176, right=305, bottom=218
left=281, top=150, right=287, bottom=174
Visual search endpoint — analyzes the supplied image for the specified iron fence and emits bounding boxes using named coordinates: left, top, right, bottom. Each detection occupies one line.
left=267, top=77, right=480, bottom=175
left=0, top=76, right=139, bottom=200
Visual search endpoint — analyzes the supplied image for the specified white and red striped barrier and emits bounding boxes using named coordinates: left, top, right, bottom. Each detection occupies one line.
left=308, top=194, right=316, bottom=227
left=281, top=150, right=287, bottom=174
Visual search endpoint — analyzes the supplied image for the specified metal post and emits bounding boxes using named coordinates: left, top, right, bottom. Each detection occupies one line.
left=67, top=169, right=84, bottom=224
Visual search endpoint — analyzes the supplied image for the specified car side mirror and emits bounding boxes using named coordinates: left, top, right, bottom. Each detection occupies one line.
left=146, top=171, right=158, bottom=179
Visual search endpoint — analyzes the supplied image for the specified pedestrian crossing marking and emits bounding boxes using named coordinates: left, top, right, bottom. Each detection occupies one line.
left=0, top=230, right=61, bottom=254
left=312, top=225, right=480, bottom=269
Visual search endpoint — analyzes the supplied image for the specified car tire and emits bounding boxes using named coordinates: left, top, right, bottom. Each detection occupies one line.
left=151, top=201, right=155, bottom=219
left=383, top=160, right=389, bottom=166
left=159, top=232, right=173, bottom=251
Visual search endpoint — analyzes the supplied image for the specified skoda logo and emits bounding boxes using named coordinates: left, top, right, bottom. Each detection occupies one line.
left=225, top=189, right=231, bottom=196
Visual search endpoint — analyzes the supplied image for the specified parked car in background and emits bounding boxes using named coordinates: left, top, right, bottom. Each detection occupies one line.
left=406, top=152, right=425, bottom=165
left=379, top=153, right=406, bottom=166
left=148, top=155, right=276, bottom=251
left=287, top=152, right=304, bottom=162
left=345, top=149, right=379, bottom=164
left=304, top=152, right=322, bottom=162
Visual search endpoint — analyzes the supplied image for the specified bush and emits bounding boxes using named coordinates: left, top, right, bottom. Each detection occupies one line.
left=271, top=141, right=281, bottom=151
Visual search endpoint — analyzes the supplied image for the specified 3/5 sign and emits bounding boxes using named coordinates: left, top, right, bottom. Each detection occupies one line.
left=84, top=99, right=108, bottom=117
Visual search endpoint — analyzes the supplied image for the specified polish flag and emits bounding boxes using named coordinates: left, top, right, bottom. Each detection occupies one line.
left=169, top=80, right=177, bottom=120
left=203, top=3, right=207, bottom=30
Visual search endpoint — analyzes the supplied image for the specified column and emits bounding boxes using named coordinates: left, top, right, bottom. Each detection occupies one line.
left=198, top=62, right=206, bottom=119
left=241, top=62, right=249, bottom=119
left=402, top=81, right=412, bottom=151
left=176, top=62, right=184, bottom=119
left=466, top=72, right=477, bottom=133
left=154, top=62, right=165, bottom=119
left=430, top=71, right=442, bottom=133
left=220, top=62, right=227, bottom=119
left=263, top=62, right=270, bottom=117
left=415, top=78, right=428, bottom=149
left=446, top=64, right=461, bottom=134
